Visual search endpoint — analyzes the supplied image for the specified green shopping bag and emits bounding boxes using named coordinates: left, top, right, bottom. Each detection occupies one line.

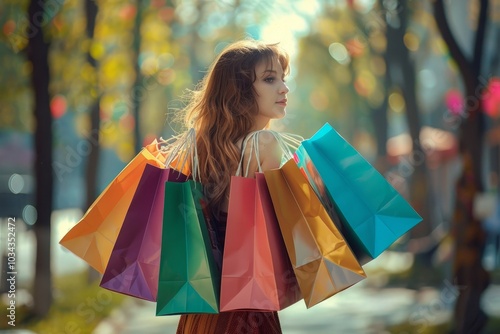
left=156, top=179, right=220, bottom=315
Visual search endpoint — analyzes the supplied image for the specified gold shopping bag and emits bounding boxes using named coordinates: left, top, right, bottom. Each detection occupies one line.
left=264, top=159, right=366, bottom=308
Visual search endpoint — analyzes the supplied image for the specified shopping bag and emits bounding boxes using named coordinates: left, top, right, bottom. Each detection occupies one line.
left=59, top=141, right=165, bottom=273
left=156, top=180, right=220, bottom=315
left=99, top=163, right=187, bottom=301
left=295, top=123, right=423, bottom=263
left=264, top=159, right=366, bottom=308
left=220, top=132, right=301, bottom=311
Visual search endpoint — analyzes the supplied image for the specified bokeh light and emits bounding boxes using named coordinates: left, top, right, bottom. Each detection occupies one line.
left=151, top=0, right=166, bottom=8
left=158, top=7, right=175, bottom=23
left=8, top=174, right=24, bottom=194
left=445, top=89, right=464, bottom=115
left=354, top=71, right=376, bottom=97
left=119, top=114, right=135, bottom=132
left=50, top=95, right=67, bottom=119
left=3, top=19, right=16, bottom=36
left=482, top=78, right=500, bottom=118
left=345, top=38, right=364, bottom=57
left=329, top=42, right=351, bottom=65
left=140, top=54, right=159, bottom=76
left=157, top=68, right=176, bottom=85
left=23, top=205, right=37, bottom=225
left=389, top=91, right=405, bottom=113
left=403, top=32, right=420, bottom=51
left=90, top=42, right=106, bottom=60
left=119, top=4, right=137, bottom=21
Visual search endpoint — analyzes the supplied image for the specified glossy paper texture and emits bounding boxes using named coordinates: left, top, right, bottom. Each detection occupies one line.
left=221, top=173, right=301, bottom=312
left=156, top=180, right=220, bottom=315
left=59, top=143, right=165, bottom=273
left=100, top=163, right=187, bottom=301
left=264, top=160, right=366, bottom=308
left=295, top=123, right=422, bottom=261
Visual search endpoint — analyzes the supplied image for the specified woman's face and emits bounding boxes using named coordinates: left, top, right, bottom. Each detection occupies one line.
left=252, top=57, right=289, bottom=127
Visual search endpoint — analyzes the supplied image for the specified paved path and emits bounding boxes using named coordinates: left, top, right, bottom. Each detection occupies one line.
left=93, top=281, right=500, bottom=334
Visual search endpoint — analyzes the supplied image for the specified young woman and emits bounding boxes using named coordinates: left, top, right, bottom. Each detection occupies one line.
left=175, top=39, right=290, bottom=333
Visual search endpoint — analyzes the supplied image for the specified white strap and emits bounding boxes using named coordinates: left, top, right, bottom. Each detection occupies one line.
left=268, top=130, right=305, bottom=161
left=279, top=132, right=304, bottom=150
left=236, top=131, right=260, bottom=177
left=235, top=130, right=303, bottom=177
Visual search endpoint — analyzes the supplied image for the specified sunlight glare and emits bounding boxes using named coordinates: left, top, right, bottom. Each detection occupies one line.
left=259, top=0, right=318, bottom=60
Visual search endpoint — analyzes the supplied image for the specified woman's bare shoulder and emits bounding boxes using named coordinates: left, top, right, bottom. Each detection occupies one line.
left=256, top=130, right=282, bottom=171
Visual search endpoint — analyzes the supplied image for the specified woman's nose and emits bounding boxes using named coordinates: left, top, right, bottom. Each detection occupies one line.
left=280, top=82, right=289, bottom=94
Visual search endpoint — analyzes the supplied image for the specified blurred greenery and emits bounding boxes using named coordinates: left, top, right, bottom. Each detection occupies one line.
left=1, top=270, right=126, bottom=332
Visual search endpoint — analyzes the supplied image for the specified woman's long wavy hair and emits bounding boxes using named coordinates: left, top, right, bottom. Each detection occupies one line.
left=178, top=39, right=289, bottom=218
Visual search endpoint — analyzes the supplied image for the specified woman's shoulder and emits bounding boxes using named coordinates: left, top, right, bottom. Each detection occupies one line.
left=255, top=130, right=283, bottom=170
left=255, top=129, right=280, bottom=148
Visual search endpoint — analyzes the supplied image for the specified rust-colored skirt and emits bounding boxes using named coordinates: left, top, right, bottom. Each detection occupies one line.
left=176, top=212, right=282, bottom=334
left=176, top=311, right=282, bottom=333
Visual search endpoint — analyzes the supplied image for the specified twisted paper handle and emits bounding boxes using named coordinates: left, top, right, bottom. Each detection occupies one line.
left=235, top=131, right=262, bottom=177
left=163, top=128, right=201, bottom=182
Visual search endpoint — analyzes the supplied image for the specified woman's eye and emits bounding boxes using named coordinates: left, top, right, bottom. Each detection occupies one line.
left=264, top=77, right=275, bottom=83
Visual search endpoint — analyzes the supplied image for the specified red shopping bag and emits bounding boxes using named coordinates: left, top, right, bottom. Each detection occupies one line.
left=100, top=163, right=187, bottom=301
left=220, top=132, right=302, bottom=312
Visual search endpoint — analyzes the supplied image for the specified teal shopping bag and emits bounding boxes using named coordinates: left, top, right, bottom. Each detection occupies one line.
left=156, top=180, right=220, bottom=315
left=295, top=123, right=422, bottom=263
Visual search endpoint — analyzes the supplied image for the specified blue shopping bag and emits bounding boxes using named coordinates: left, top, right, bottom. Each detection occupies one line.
left=295, top=123, right=422, bottom=263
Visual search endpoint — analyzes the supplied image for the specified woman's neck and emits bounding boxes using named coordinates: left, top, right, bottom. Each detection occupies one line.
left=250, top=115, right=270, bottom=132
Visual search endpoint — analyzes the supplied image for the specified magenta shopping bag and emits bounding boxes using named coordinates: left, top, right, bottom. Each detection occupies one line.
left=100, top=163, right=187, bottom=301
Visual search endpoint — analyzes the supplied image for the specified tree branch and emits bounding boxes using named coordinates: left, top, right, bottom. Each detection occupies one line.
left=433, top=0, right=474, bottom=82
left=472, top=0, right=489, bottom=74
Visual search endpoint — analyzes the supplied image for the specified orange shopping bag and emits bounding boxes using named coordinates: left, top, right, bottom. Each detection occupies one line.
left=59, top=140, right=166, bottom=273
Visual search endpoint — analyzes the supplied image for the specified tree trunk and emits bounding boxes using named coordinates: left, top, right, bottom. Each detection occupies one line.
left=350, top=2, right=389, bottom=170
left=27, top=0, right=53, bottom=318
left=132, top=0, right=143, bottom=154
left=373, top=43, right=389, bottom=171
left=398, top=0, right=432, bottom=240
left=433, top=0, right=490, bottom=332
left=84, top=0, right=101, bottom=283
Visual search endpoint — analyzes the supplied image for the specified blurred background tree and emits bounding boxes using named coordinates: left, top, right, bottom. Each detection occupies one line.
left=27, top=0, right=53, bottom=318
left=434, top=0, right=491, bottom=332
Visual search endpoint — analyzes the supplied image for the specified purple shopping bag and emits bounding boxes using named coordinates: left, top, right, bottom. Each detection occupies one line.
left=100, top=163, right=187, bottom=301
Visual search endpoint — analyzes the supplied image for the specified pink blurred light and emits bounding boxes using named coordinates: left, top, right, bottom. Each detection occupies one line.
left=445, top=89, right=464, bottom=115
left=482, top=78, right=500, bottom=118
